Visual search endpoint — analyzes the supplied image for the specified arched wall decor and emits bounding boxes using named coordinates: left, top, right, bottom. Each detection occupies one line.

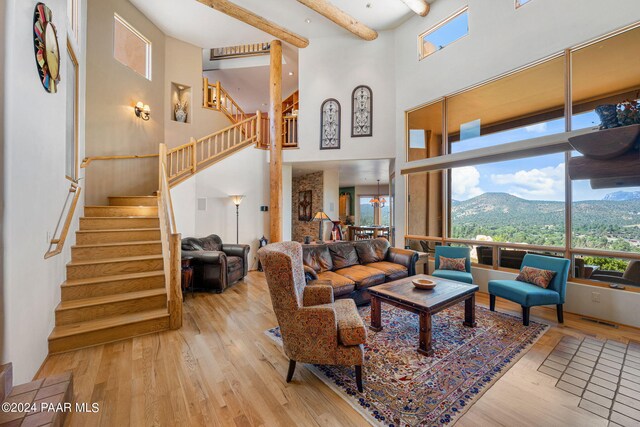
left=320, top=98, right=341, bottom=150
left=351, top=85, right=372, bottom=137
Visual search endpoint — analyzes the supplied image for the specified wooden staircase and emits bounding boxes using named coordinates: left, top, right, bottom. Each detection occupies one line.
left=48, top=196, right=172, bottom=354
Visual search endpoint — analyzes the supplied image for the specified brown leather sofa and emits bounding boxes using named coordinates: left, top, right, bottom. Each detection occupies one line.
left=181, top=234, right=250, bottom=293
left=302, top=238, right=418, bottom=305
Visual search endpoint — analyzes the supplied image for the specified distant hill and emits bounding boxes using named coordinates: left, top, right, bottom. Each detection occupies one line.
left=452, top=192, right=640, bottom=228
left=603, top=191, right=640, bottom=201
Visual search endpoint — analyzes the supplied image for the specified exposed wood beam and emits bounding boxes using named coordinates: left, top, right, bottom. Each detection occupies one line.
left=296, top=0, right=378, bottom=41
left=399, top=0, right=430, bottom=17
left=269, top=40, right=283, bottom=243
left=197, top=0, right=309, bottom=48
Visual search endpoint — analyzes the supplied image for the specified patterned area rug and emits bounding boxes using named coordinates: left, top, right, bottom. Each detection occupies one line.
left=266, top=303, right=548, bottom=426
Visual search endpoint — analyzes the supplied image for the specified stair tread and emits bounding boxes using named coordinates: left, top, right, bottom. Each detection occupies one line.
left=49, top=309, right=169, bottom=339
left=76, top=228, right=161, bottom=234
left=85, top=205, right=157, bottom=208
left=81, top=216, right=159, bottom=219
left=67, top=254, right=163, bottom=267
left=57, top=288, right=167, bottom=311
left=62, top=270, right=165, bottom=287
left=108, top=196, right=157, bottom=198
left=72, top=240, right=162, bottom=249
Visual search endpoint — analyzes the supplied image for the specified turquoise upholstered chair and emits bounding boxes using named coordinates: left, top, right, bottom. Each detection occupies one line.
left=431, top=246, right=474, bottom=284
left=489, top=254, right=570, bottom=326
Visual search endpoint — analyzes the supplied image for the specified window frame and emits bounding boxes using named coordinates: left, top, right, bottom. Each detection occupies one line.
left=515, top=0, right=533, bottom=9
left=404, top=21, right=640, bottom=290
left=113, top=13, right=152, bottom=81
left=65, top=39, right=79, bottom=182
left=418, top=6, right=469, bottom=61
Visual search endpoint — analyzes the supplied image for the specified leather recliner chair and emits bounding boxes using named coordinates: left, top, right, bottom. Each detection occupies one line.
left=181, top=234, right=250, bottom=293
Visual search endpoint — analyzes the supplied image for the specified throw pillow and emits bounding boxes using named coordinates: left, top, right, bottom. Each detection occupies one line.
left=439, top=256, right=467, bottom=272
left=516, top=266, right=556, bottom=289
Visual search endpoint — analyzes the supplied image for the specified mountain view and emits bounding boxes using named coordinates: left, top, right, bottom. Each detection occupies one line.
left=451, top=191, right=640, bottom=253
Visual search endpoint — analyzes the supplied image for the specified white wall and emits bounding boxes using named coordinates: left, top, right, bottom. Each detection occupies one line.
left=194, top=147, right=270, bottom=270
left=164, top=37, right=230, bottom=149
left=323, top=169, right=339, bottom=239
left=287, top=31, right=396, bottom=163
left=170, top=178, right=196, bottom=238
left=393, top=0, right=640, bottom=327
left=2, top=0, right=87, bottom=382
left=282, top=164, right=292, bottom=241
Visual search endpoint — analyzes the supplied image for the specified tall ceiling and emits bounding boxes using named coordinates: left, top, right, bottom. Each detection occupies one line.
left=129, top=0, right=420, bottom=121
left=130, top=0, right=417, bottom=49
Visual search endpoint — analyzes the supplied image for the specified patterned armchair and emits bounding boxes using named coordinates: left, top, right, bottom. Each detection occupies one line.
left=258, top=241, right=366, bottom=392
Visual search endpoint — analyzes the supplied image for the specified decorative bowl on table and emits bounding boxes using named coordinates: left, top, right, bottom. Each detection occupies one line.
left=412, top=278, right=436, bottom=290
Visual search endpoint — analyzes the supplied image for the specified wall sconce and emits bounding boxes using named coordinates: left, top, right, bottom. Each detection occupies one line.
left=134, top=102, right=151, bottom=121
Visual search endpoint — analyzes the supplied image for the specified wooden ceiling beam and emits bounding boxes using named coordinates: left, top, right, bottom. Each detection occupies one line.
left=399, top=0, right=430, bottom=17
left=197, top=0, right=309, bottom=48
left=296, top=0, right=378, bottom=41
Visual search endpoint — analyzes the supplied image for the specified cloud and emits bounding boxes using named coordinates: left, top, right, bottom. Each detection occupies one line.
left=491, top=163, right=565, bottom=200
left=452, top=166, right=483, bottom=200
left=524, top=123, right=548, bottom=133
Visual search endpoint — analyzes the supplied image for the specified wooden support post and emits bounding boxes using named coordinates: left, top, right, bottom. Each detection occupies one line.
left=169, top=233, right=183, bottom=330
left=296, top=0, right=378, bottom=41
left=203, top=77, right=209, bottom=107
left=158, top=143, right=167, bottom=191
left=256, top=110, right=262, bottom=147
left=269, top=40, right=283, bottom=243
left=215, top=81, right=221, bottom=110
left=190, top=137, right=197, bottom=173
left=197, top=0, right=309, bottom=48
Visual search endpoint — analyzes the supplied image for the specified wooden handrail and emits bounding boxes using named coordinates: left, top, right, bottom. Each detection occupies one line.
left=158, top=143, right=181, bottom=329
left=203, top=78, right=248, bottom=124
left=165, top=113, right=266, bottom=187
left=81, top=154, right=158, bottom=168
left=45, top=182, right=82, bottom=259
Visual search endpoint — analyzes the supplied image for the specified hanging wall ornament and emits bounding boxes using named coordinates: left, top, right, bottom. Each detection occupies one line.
left=33, top=2, right=61, bottom=93
left=320, top=98, right=341, bottom=150
left=351, top=85, right=372, bottom=137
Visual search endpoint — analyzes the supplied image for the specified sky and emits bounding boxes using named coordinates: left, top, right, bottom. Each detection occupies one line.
left=451, top=111, right=640, bottom=202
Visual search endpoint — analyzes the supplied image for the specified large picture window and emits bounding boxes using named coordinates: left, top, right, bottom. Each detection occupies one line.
left=405, top=23, right=640, bottom=287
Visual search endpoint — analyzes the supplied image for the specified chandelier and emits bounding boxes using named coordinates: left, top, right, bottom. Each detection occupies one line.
left=369, top=180, right=387, bottom=208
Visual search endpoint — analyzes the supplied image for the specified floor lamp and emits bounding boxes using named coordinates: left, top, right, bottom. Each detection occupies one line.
left=230, top=195, right=244, bottom=244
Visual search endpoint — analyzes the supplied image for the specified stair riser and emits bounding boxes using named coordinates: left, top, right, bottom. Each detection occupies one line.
left=79, top=217, right=159, bottom=230
left=55, top=295, right=167, bottom=326
left=84, top=206, right=158, bottom=217
left=75, top=230, right=161, bottom=245
left=67, top=259, right=164, bottom=280
left=72, top=243, right=162, bottom=261
left=108, top=197, right=157, bottom=207
left=62, top=275, right=165, bottom=301
left=48, top=316, right=170, bottom=354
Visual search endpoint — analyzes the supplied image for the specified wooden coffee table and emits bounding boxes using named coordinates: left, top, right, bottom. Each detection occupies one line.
left=369, top=274, right=479, bottom=356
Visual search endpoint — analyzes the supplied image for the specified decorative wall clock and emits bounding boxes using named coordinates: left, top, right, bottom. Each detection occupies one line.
left=33, top=3, right=61, bottom=93
left=320, top=98, right=341, bottom=150
left=351, top=85, right=372, bottom=137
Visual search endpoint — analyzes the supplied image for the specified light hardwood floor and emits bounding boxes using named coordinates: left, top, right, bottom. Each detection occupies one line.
left=37, top=272, right=640, bottom=426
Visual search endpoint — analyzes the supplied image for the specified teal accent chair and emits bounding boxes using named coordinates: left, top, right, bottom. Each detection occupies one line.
left=432, top=246, right=473, bottom=284
left=489, top=254, right=570, bottom=326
